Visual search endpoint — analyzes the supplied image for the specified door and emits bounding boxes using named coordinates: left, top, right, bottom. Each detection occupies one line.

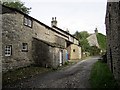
left=59, top=50, right=63, bottom=66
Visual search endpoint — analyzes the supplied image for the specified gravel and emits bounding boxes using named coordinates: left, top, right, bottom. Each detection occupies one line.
left=4, top=56, right=100, bottom=88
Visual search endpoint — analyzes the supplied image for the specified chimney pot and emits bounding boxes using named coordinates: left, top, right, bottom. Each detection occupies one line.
left=52, top=17, right=54, bottom=21
left=51, top=17, right=57, bottom=27
left=95, top=28, right=98, bottom=34
left=55, top=17, right=56, bottom=21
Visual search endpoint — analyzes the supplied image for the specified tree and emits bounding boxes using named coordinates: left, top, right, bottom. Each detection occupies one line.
left=74, top=31, right=90, bottom=52
left=89, top=46, right=101, bottom=56
left=80, top=39, right=91, bottom=52
left=2, top=0, right=31, bottom=14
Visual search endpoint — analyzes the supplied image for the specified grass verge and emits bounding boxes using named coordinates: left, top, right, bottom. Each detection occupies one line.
left=3, top=65, right=51, bottom=86
left=90, top=61, right=118, bottom=88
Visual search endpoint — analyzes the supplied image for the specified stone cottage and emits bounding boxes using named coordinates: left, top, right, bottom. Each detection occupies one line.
left=87, top=28, right=99, bottom=48
left=2, top=5, right=81, bottom=72
left=105, top=1, right=120, bottom=85
left=51, top=18, right=81, bottom=60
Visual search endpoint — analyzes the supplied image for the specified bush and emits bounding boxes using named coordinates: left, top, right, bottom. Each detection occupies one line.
left=89, top=46, right=101, bottom=56
left=64, top=61, right=69, bottom=65
left=101, top=53, right=107, bottom=63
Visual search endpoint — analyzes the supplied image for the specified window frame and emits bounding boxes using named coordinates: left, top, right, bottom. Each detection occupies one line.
left=45, top=30, right=50, bottom=35
left=24, top=16, right=32, bottom=28
left=73, top=49, right=75, bottom=52
left=5, top=45, right=12, bottom=56
left=22, top=43, right=28, bottom=52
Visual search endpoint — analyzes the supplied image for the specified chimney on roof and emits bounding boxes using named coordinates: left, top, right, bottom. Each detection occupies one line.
left=66, top=28, right=69, bottom=33
left=95, top=28, right=98, bottom=34
left=51, top=17, right=57, bottom=27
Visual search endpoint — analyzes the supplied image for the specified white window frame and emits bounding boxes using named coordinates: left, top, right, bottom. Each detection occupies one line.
left=24, top=17, right=32, bottom=27
left=5, top=45, right=12, bottom=56
left=24, top=17, right=28, bottom=26
left=22, top=43, right=28, bottom=51
left=28, top=19, right=32, bottom=27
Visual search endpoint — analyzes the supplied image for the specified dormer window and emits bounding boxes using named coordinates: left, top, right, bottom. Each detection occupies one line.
left=24, top=17, right=32, bottom=28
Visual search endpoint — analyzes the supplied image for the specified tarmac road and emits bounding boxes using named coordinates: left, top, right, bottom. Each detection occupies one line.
left=5, top=56, right=100, bottom=88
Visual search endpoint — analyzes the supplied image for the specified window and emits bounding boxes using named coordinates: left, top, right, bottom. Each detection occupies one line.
left=24, top=17, right=32, bottom=27
left=108, top=13, right=111, bottom=25
left=119, top=1, right=120, bottom=10
left=73, top=49, right=75, bottom=52
left=22, top=43, right=28, bottom=52
left=5, top=45, right=12, bottom=56
left=24, top=17, right=28, bottom=26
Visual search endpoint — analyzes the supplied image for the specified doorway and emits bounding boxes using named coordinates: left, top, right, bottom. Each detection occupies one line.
left=59, top=50, right=63, bottom=66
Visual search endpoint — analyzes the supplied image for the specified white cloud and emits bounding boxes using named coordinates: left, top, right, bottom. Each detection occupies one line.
left=21, top=0, right=107, bottom=35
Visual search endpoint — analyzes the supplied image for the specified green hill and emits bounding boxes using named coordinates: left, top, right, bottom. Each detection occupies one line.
left=74, top=31, right=106, bottom=54
left=96, top=33, right=106, bottom=51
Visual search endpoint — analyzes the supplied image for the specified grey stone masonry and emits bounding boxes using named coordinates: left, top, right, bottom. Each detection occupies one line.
left=105, top=2, right=120, bottom=84
left=2, top=10, right=34, bottom=72
left=2, top=5, right=68, bottom=72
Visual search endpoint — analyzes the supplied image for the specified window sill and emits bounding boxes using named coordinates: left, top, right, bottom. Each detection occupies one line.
left=22, top=50, right=28, bottom=52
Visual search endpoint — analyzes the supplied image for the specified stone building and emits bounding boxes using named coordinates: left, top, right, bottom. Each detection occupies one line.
left=67, top=44, right=81, bottom=60
left=51, top=18, right=81, bottom=60
left=105, top=1, right=120, bottom=84
left=2, top=5, right=81, bottom=72
left=87, top=28, right=99, bottom=48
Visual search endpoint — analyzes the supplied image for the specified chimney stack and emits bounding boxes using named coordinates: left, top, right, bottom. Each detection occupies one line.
left=95, top=28, right=98, bottom=34
left=51, top=17, right=57, bottom=27
left=66, top=28, right=69, bottom=33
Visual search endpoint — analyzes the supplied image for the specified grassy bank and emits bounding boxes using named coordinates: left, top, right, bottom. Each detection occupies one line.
left=3, top=65, right=51, bottom=86
left=90, top=61, right=118, bottom=88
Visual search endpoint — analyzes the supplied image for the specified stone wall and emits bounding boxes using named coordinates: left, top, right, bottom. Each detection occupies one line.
left=0, top=4, right=2, bottom=89
left=2, top=11, right=34, bottom=72
left=32, top=38, right=52, bottom=67
left=105, top=2, right=120, bottom=83
left=32, top=38, right=66, bottom=68
left=55, top=35, right=67, bottom=48
left=33, top=21, right=56, bottom=43
left=2, top=6, right=57, bottom=72
left=2, top=5, right=78, bottom=72
left=67, top=44, right=81, bottom=60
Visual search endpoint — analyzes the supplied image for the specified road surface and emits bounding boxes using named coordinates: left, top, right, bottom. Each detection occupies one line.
left=5, top=56, right=100, bottom=88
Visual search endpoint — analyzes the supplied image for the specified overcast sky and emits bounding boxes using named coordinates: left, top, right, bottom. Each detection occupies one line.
left=21, top=0, right=107, bottom=35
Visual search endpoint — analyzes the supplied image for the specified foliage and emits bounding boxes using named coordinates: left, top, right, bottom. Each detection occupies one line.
left=73, top=31, right=106, bottom=56
left=74, top=31, right=90, bottom=40
left=80, top=39, right=91, bottom=52
left=74, top=31, right=91, bottom=52
left=2, top=0, right=31, bottom=14
left=90, top=61, right=118, bottom=88
left=96, top=33, right=106, bottom=51
left=101, top=53, right=107, bottom=63
left=89, top=46, right=101, bottom=56
left=64, top=61, right=69, bottom=65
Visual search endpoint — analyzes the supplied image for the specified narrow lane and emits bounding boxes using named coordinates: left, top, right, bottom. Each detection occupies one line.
left=9, top=56, right=100, bottom=88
